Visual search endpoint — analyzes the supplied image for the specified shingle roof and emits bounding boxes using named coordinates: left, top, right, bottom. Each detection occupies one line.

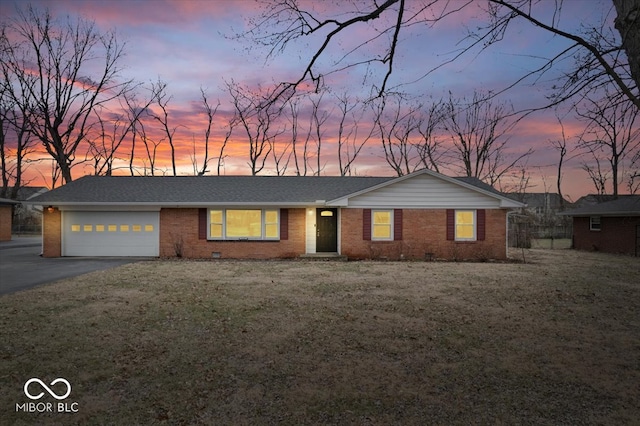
left=560, top=195, right=640, bottom=216
left=572, top=194, right=620, bottom=208
left=28, top=175, right=394, bottom=205
left=454, top=177, right=505, bottom=197
left=0, top=186, right=48, bottom=201
left=505, top=192, right=571, bottom=209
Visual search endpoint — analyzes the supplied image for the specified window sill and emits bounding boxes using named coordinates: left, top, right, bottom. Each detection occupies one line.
left=207, top=239, right=281, bottom=242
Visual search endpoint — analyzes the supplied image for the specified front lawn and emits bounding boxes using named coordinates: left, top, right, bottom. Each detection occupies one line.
left=1, top=250, right=639, bottom=424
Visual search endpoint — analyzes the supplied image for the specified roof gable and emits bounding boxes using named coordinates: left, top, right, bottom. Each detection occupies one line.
left=328, top=169, right=523, bottom=208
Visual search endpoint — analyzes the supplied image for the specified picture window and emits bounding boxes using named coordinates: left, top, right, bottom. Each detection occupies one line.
left=209, top=209, right=279, bottom=240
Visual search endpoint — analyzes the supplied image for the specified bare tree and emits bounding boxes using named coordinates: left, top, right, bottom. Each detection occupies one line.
left=442, top=91, right=531, bottom=186
left=549, top=115, right=571, bottom=210
left=226, top=80, right=285, bottom=175
left=487, top=1, right=639, bottom=110
left=136, top=119, right=160, bottom=176
left=415, top=99, right=447, bottom=173
left=88, top=90, right=154, bottom=176
left=196, top=88, right=220, bottom=175
left=576, top=86, right=640, bottom=196
left=87, top=111, right=117, bottom=176
left=126, top=87, right=158, bottom=176
left=216, top=115, right=235, bottom=175
left=627, top=148, right=640, bottom=193
left=582, top=145, right=610, bottom=196
left=0, top=68, right=36, bottom=198
left=286, top=96, right=313, bottom=176
left=612, top=0, right=640, bottom=95
left=240, top=0, right=468, bottom=101
left=309, top=92, right=330, bottom=175
left=1, top=6, right=132, bottom=183
left=334, top=92, right=373, bottom=176
left=500, top=166, right=535, bottom=195
left=152, top=79, right=181, bottom=176
left=242, top=1, right=639, bottom=109
left=270, top=133, right=292, bottom=176
left=372, top=93, right=422, bottom=176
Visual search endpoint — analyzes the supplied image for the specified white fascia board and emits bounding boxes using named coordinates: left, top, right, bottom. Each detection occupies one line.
left=37, top=201, right=318, bottom=209
left=498, top=199, right=527, bottom=208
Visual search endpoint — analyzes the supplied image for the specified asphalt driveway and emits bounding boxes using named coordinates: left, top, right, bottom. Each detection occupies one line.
left=0, top=237, right=144, bottom=295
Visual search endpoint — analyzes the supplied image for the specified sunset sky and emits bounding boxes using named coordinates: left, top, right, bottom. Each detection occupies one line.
left=0, top=0, right=632, bottom=201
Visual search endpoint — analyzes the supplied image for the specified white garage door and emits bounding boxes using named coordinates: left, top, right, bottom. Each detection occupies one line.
left=63, top=211, right=159, bottom=256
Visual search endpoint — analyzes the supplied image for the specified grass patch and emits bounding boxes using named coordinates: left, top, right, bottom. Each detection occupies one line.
left=1, top=250, right=639, bottom=424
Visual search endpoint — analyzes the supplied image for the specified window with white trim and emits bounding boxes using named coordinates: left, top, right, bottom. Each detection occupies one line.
left=372, top=210, right=393, bottom=240
left=590, top=216, right=601, bottom=231
left=208, top=209, right=279, bottom=240
left=455, top=210, right=476, bottom=241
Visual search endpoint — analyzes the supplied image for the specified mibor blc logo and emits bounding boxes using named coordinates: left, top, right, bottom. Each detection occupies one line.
left=24, top=378, right=72, bottom=400
left=16, top=377, right=79, bottom=413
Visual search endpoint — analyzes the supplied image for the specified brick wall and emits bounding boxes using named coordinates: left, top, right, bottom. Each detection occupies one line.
left=573, top=216, right=640, bottom=255
left=0, top=206, right=12, bottom=241
left=341, top=208, right=507, bottom=260
left=159, top=208, right=306, bottom=259
left=43, top=207, right=61, bottom=257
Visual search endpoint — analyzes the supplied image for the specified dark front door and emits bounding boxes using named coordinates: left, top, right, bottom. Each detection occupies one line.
left=316, top=208, right=338, bottom=252
left=636, top=225, right=640, bottom=257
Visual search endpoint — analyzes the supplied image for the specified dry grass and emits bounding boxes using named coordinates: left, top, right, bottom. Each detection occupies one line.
left=1, top=250, right=639, bottom=425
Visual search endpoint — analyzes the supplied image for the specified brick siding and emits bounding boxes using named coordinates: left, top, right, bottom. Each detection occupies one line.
left=159, top=208, right=306, bottom=259
left=42, top=207, right=61, bottom=257
left=573, top=216, right=640, bottom=255
left=0, top=206, right=12, bottom=241
left=341, top=208, right=507, bottom=260
left=42, top=206, right=510, bottom=259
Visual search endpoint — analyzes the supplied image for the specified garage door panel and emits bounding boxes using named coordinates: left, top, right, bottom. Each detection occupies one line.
left=63, top=211, right=159, bottom=256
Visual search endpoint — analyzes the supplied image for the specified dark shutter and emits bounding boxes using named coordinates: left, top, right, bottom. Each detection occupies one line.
left=393, top=209, right=403, bottom=241
left=280, top=209, right=289, bottom=240
left=198, top=208, right=207, bottom=240
left=446, top=209, right=455, bottom=241
left=363, top=209, right=372, bottom=240
left=477, top=209, right=486, bottom=241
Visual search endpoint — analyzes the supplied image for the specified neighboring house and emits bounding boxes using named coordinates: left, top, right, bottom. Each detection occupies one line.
left=0, top=186, right=48, bottom=234
left=560, top=195, right=640, bottom=256
left=0, top=186, right=48, bottom=206
left=572, top=194, right=619, bottom=208
left=508, top=192, right=571, bottom=217
left=506, top=192, right=573, bottom=239
left=28, top=169, right=524, bottom=260
left=0, top=198, right=20, bottom=241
